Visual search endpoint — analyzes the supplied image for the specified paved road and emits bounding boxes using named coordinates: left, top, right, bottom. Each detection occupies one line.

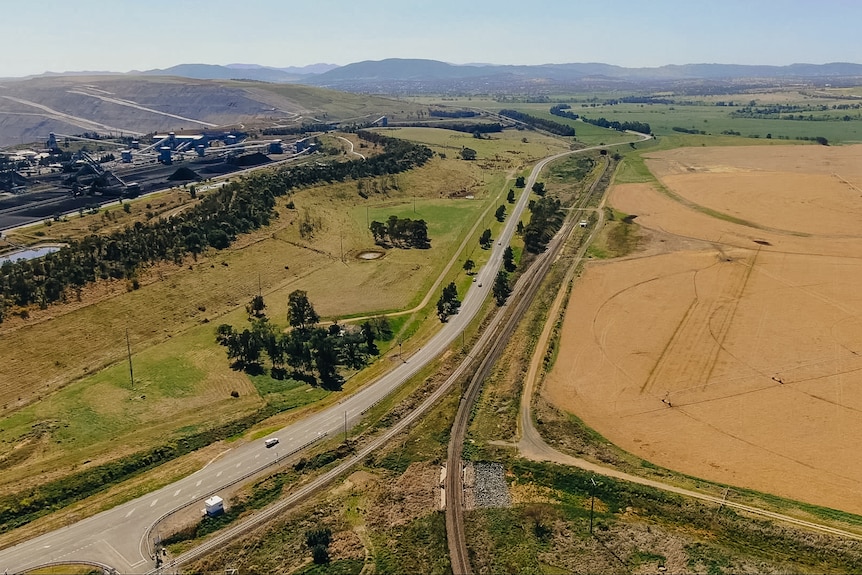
left=0, top=141, right=543, bottom=573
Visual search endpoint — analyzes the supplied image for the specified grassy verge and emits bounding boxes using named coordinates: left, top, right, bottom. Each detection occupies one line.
left=463, top=459, right=862, bottom=574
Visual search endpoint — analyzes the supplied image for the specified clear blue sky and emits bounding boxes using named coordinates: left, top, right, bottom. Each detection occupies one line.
left=2, top=0, right=860, bottom=77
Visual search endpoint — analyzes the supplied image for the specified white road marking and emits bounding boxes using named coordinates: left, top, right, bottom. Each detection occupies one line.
left=236, top=462, right=241, bottom=468
left=150, top=499, right=158, bottom=507
left=173, top=489, right=181, bottom=497
left=196, top=480, right=202, bottom=487
left=125, top=508, right=136, bottom=518
left=254, top=453, right=260, bottom=459
left=216, top=471, right=222, bottom=477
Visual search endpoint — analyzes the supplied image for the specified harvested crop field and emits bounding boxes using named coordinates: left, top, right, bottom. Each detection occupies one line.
left=544, top=144, right=862, bottom=514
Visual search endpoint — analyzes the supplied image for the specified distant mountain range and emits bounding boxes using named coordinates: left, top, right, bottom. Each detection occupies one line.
left=12, top=59, right=862, bottom=91
left=137, top=63, right=338, bottom=83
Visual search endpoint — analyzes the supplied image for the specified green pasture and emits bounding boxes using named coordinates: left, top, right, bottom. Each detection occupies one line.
left=416, top=94, right=862, bottom=144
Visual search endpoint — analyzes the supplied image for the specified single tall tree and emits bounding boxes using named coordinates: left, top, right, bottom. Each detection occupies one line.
left=503, top=246, right=516, bottom=272
left=495, top=205, right=507, bottom=222
left=493, top=271, right=511, bottom=306
left=479, top=229, right=492, bottom=249
left=287, top=290, right=319, bottom=330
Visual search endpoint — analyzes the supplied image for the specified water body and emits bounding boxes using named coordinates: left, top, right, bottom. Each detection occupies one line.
left=0, top=245, right=62, bottom=264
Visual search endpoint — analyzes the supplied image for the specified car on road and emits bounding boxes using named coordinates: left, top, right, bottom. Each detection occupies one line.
left=265, top=438, right=279, bottom=448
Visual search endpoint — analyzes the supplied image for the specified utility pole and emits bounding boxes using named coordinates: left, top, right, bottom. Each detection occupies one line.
left=589, top=477, right=597, bottom=534
left=126, top=328, right=134, bottom=389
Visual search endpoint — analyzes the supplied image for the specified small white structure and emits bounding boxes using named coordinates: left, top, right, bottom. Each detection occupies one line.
left=579, top=220, right=588, bottom=228
left=204, top=495, right=224, bottom=516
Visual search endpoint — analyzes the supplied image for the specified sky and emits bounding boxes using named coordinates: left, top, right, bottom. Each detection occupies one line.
left=2, top=0, right=861, bottom=78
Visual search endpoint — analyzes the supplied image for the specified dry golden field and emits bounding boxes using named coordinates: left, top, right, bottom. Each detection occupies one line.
left=544, top=144, right=862, bottom=513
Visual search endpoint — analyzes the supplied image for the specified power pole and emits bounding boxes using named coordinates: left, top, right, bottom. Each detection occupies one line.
left=126, top=328, right=134, bottom=389
left=589, top=477, right=597, bottom=534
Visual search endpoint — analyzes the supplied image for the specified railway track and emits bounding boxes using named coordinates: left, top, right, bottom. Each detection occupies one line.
left=155, top=145, right=621, bottom=574
left=445, top=155, right=610, bottom=574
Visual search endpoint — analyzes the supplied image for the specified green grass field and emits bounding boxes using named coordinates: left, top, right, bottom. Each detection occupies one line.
left=419, top=91, right=862, bottom=144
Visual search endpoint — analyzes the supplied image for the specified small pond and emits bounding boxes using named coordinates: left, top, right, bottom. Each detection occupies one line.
left=0, top=245, right=62, bottom=264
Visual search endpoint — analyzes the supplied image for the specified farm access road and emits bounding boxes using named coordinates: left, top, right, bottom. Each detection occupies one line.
left=0, top=137, right=618, bottom=574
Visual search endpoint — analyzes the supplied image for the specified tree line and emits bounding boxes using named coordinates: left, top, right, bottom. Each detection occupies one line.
left=579, top=116, right=651, bottom=134
left=523, top=195, right=565, bottom=254
left=498, top=109, right=576, bottom=137
left=549, top=104, right=580, bottom=121
left=428, top=109, right=478, bottom=118
left=0, top=132, right=433, bottom=323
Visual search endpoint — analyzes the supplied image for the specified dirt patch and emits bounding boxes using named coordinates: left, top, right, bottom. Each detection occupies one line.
left=368, top=462, right=439, bottom=529
left=545, top=144, right=862, bottom=514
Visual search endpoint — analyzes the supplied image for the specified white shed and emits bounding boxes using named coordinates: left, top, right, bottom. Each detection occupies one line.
left=204, top=495, right=224, bottom=516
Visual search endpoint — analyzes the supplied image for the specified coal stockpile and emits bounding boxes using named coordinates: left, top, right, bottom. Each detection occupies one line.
left=228, top=152, right=272, bottom=167
left=167, top=166, right=202, bottom=181
left=0, top=192, right=105, bottom=230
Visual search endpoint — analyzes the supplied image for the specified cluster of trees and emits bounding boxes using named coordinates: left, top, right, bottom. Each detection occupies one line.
left=0, top=132, right=432, bottom=323
left=460, top=147, right=477, bottom=160
left=306, top=527, right=333, bottom=565
left=523, top=195, right=564, bottom=254
left=580, top=117, right=652, bottom=134
left=216, top=291, right=382, bottom=389
left=498, top=109, right=576, bottom=137
left=436, top=282, right=461, bottom=322
left=549, top=104, right=580, bottom=121
left=369, top=216, right=430, bottom=248
left=428, top=109, right=478, bottom=118
left=673, top=126, right=706, bottom=134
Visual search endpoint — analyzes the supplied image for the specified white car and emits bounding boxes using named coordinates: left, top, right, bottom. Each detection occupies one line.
left=264, top=438, right=279, bottom=448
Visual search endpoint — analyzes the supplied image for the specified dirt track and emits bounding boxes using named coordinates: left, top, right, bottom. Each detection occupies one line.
left=544, top=144, right=862, bottom=514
